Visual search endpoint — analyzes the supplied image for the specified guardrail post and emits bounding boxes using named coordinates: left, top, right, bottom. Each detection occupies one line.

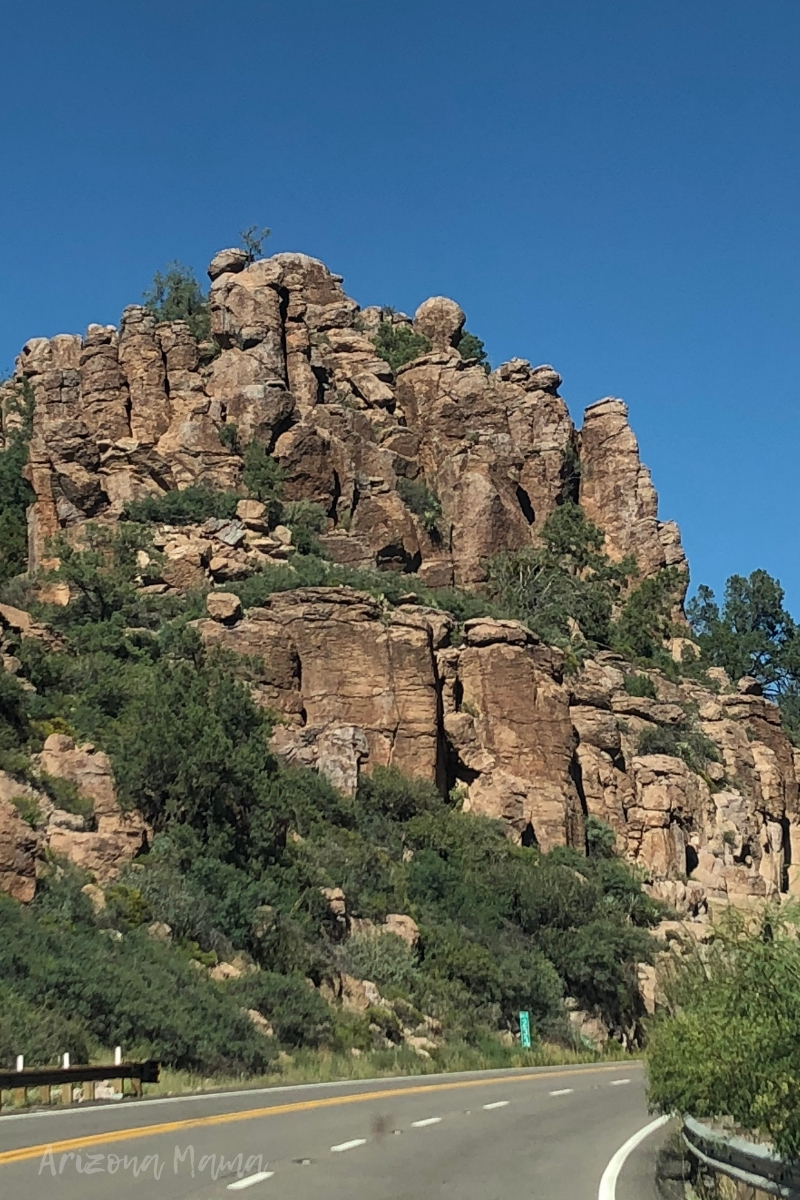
left=112, top=1046, right=123, bottom=1095
left=12, top=1055, right=25, bottom=1109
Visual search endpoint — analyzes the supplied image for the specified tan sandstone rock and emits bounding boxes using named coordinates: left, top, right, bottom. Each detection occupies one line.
left=206, top=592, right=243, bottom=624
left=0, top=799, right=39, bottom=902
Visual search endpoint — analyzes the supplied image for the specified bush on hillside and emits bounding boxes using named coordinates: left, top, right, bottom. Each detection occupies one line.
left=0, top=881, right=275, bottom=1074
left=396, top=478, right=443, bottom=537
left=487, top=502, right=635, bottom=647
left=624, top=673, right=657, bottom=699
left=143, top=262, right=210, bottom=341
left=456, top=330, right=489, bottom=370
left=373, top=320, right=431, bottom=372
left=241, top=441, right=285, bottom=526
left=240, top=225, right=271, bottom=263
left=337, top=931, right=422, bottom=995
left=0, top=983, right=93, bottom=1069
left=281, top=499, right=327, bottom=555
left=229, top=972, right=333, bottom=1047
left=611, top=568, right=685, bottom=664
left=637, top=723, right=719, bottom=773
left=648, top=908, right=800, bottom=1159
left=123, top=486, right=239, bottom=526
left=109, top=649, right=285, bottom=863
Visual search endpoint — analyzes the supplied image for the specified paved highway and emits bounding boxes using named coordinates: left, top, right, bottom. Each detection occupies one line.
left=0, top=1061, right=664, bottom=1199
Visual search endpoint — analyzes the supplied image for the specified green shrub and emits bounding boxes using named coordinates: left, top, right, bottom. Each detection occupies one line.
left=337, top=931, right=422, bottom=995
left=109, top=652, right=285, bottom=864
left=143, top=262, right=210, bottom=341
left=240, top=225, right=271, bottom=263
left=585, top=815, right=617, bottom=859
left=623, top=673, right=657, bottom=699
left=123, top=486, right=239, bottom=526
left=38, top=774, right=94, bottom=820
left=0, top=670, right=35, bottom=776
left=611, top=568, right=684, bottom=663
left=0, top=983, right=93, bottom=1068
left=487, top=502, right=635, bottom=647
left=637, top=723, right=719, bottom=772
left=373, top=320, right=431, bottom=372
left=282, top=499, right=327, bottom=555
left=396, top=478, right=443, bottom=536
left=456, top=330, right=489, bottom=371
left=103, top=883, right=152, bottom=929
left=241, top=441, right=285, bottom=525
left=0, top=887, right=273, bottom=1074
left=229, top=971, right=333, bottom=1048
left=9, top=793, right=40, bottom=827
left=648, top=909, right=800, bottom=1159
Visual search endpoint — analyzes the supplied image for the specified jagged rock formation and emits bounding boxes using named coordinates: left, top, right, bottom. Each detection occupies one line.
left=0, top=734, right=148, bottom=899
left=3, top=246, right=796, bottom=921
left=2, top=250, right=687, bottom=593
left=200, top=589, right=800, bottom=915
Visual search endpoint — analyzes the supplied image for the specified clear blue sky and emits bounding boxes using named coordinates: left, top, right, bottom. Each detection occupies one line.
left=1, top=1, right=798, bottom=612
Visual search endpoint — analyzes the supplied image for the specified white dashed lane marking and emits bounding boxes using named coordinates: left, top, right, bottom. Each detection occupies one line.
left=609, top=1079, right=631, bottom=1087
left=331, top=1139, right=367, bottom=1152
left=227, top=1171, right=275, bottom=1190
left=549, top=1088, right=574, bottom=1096
left=483, top=1101, right=510, bottom=1110
left=411, top=1117, right=443, bottom=1127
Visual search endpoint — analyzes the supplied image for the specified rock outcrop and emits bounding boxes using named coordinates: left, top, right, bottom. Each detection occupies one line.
left=0, top=735, right=148, bottom=897
left=6, top=249, right=686, bottom=598
left=199, top=586, right=800, bottom=915
left=0, top=797, right=38, bottom=902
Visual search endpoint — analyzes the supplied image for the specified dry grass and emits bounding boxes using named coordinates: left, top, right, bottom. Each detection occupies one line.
left=144, top=1039, right=636, bottom=1100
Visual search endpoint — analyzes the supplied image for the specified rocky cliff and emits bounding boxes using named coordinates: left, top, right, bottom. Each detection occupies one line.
left=2, top=249, right=686, bottom=590
left=1, top=248, right=797, bottom=923
left=195, top=587, right=800, bottom=919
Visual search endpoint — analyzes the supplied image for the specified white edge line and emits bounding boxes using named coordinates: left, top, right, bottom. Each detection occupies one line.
left=411, top=1117, right=442, bottom=1127
left=331, top=1138, right=367, bottom=1152
left=0, top=1061, right=644, bottom=1122
left=227, top=1171, right=275, bottom=1190
left=598, top=1115, right=670, bottom=1200
left=482, top=1100, right=510, bottom=1109
left=549, top=1088, right=574, bottom=1096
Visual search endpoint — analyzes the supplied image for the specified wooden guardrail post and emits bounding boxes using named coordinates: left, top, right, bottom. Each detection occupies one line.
left=12, top=1056, right=25, bottom=1109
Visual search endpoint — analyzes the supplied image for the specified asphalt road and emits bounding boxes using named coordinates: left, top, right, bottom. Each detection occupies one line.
left=0, top=1061, right=663, bottom=1200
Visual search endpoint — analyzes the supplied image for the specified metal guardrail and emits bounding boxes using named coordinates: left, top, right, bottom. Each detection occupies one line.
left=683, top=1115, right=800, bottom=1199
left=0, top=1060, right=160, bottom=1110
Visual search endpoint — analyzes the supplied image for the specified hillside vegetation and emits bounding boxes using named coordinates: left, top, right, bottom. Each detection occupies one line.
left=648, top=907, right=800, bottom=1159
left=0, top=521, right=663, bottom=1073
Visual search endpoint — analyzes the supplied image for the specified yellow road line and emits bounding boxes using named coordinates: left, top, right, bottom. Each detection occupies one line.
left=0, top=1062, right=642, bottom=1168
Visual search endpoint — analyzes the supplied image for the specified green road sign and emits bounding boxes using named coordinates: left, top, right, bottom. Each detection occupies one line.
left=519, top=1010, right=531, bottom=1049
